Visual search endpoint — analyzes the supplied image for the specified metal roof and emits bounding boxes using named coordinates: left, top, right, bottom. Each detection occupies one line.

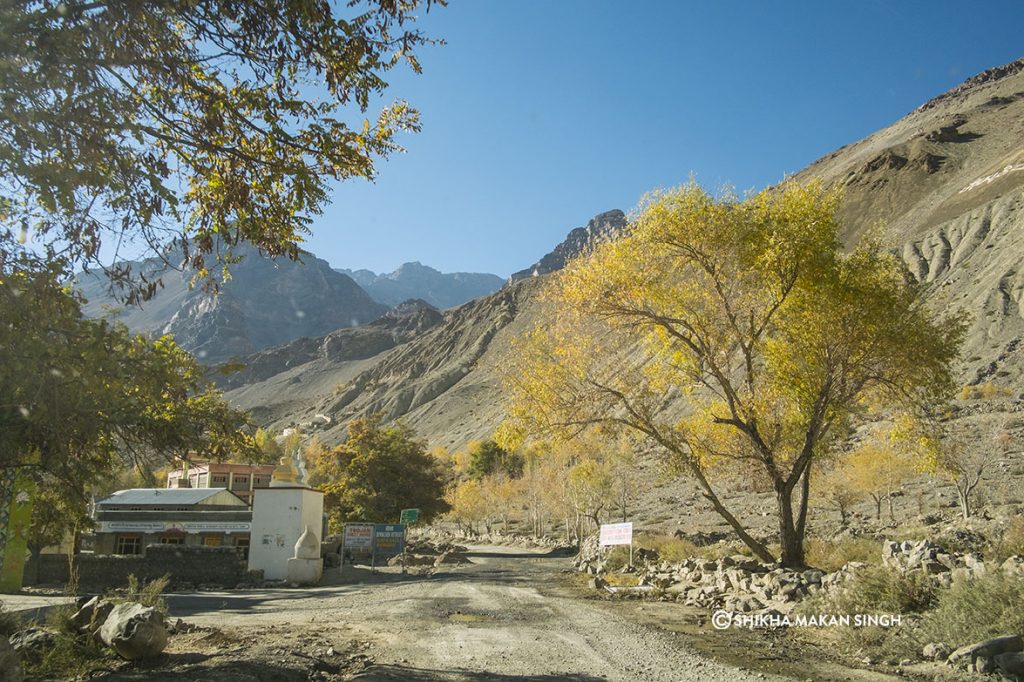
left=96, top=488, right=242, bottom=506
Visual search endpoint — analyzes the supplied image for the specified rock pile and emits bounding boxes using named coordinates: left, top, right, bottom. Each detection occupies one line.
left=882, top=539, right=1023, bottom=587
left=576, top=533, right=1024, bottom=621
left=636, top=556, right=827, bottom=615
left=4, top=598, right=170, bottom=672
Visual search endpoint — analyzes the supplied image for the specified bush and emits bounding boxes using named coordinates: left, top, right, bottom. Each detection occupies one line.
left=637, top=534, right=700, bottom=563
left=105, top=573, right=170, bottom=614
left=19, top=602, right=112, bottom=678
left=915, top=572, right=1024, bottom=649
left=993, top=517, right=1024, bottom=563
left=29, top=630, right=108, bottom=678
left=808, top=564, right=936, bottom=617
left=797, top=565, right=934, bottom=657
left=805, top=536, right=880, bottom=572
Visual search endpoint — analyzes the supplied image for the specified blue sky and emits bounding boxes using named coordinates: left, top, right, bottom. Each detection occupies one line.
left=305, top=0, right=1024, bottom=278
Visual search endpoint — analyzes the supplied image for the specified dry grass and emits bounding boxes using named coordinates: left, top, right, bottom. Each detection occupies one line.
left=797, top=564, right=935, bottom=658
left=915, top=571, right=1024, bottom=649
left=992, top=516, right=1024, bottom=563
left=805, top=536, right=881, bottom=572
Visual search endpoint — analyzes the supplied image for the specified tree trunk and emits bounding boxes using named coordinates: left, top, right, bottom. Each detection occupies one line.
left=689, top=467, right=775, bottom=563
left=958, top=487, right=971, bottom=520
left=777, top=486, right=806, bottom=568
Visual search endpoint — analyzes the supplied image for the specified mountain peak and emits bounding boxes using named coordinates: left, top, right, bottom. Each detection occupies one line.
left=508, top=209, right=626, bottom=283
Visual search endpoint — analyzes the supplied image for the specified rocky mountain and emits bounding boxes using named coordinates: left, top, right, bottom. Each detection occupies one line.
left=508, top=209, right=627, bottom=282
left=792, top=57, right=1024, bottom=386
left=336, top=262, right=504, bottom=308
left=77, top=245, right=389, bottom=364
left=219, top=58, right=1024, bottom=454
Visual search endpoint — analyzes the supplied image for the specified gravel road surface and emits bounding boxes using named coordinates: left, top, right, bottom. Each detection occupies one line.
left=166, top=545, right=792, bottom=681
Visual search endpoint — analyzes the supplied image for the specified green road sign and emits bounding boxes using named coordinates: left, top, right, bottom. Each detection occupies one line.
left=399, top=508, right=420, bottom=524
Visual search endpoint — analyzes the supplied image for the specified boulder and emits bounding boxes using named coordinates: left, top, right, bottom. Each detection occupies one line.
left=1001, top=555, right=1024, bottom=576
left=0, top=636, right=24, bottom=682
left=98, top=603, right=169, bottom=661
left=922, top=642, right=952, bottom=661
left=70, top=596, right=116, bottom=640
left=995, top=652, right=1024, bottom=678
left=635, top=548, right=659, bottom=564
left=963, top=553, right=986, bottom=575
left=947, top=635, right=1023, bottom=671
left=8, top=628, right=55, bottom=663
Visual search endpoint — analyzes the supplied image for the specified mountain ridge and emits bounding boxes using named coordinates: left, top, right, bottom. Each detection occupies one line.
left=335, top=261, right=504, bottom=308
left=221, top=57, right=1024, bottom=452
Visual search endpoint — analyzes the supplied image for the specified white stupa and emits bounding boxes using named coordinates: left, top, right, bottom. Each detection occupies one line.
left=248, top=458, right=324, bottom=582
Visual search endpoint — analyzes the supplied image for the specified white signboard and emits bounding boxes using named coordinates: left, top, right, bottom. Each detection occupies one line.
left=342, top=523, right=374, bottom=551
left=96, top=521, right=251, bottom=534
left=599, top=522, right=633, bottom=546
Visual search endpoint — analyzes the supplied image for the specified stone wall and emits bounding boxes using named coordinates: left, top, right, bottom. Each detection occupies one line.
left=26, top=545, right=248, bottom=591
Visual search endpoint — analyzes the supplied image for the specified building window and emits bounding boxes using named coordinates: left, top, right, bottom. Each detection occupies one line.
left=114, top=535, right=142, bottom=555
left=159, top=536, right=184, bottom=545
left=202, top=535, right=222, bottom=547
left=253, top=475, right=270, bottom=488
left=197, top=473, right=209, bottom=488
left=231, top=475, right=250, bottom=491
left=211, top=475, right=228, bottom=486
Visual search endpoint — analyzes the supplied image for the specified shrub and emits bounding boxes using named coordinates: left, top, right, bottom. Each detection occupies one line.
left=29, top=629, right=108, bottom=678
left=915, top=572, right=1024, bottom=649
left=19, top=602, right=112, bottom=678
left=808, top=564, right=936, bottom=617
left=637, top=534, right=700, bottom=563
left=993, top=517, right=1024, bottom=563
left=105, top=573, right=171, bottom=614
left=797, top=565, right=934, bottom=657
left=805, top=536, right=880, bottom=572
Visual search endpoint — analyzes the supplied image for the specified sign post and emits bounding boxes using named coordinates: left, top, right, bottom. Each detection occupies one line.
left=341, top=522, right=374, bottom=575
left=599, top=522, right=634, bottom=568
left=371, top=524, right=406, bottom=574
left=398, top=509, right=419, bottom=573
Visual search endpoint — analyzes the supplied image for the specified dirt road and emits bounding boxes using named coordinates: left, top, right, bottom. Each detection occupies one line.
left=162, top=545, right=792, bottom=681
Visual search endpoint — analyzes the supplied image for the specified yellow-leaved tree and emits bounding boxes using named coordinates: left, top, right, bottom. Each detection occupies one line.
left=501, top=181, right=964, bottom=568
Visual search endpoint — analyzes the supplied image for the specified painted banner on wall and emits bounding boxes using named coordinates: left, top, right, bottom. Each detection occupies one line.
left=0, top=469, right=35, bottom=593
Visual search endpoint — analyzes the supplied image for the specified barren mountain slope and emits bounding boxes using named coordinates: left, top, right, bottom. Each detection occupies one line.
left=794, top=57, right=1024, bottom=385
left=225, top=59, right=1024, bottom=453
left=223, top=277, right=546, bottom=451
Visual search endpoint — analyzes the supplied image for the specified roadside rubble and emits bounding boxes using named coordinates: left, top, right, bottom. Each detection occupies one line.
left=576, top=534, right=1021, bottom=617
left=575, top=532, right=1024, bottom=678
